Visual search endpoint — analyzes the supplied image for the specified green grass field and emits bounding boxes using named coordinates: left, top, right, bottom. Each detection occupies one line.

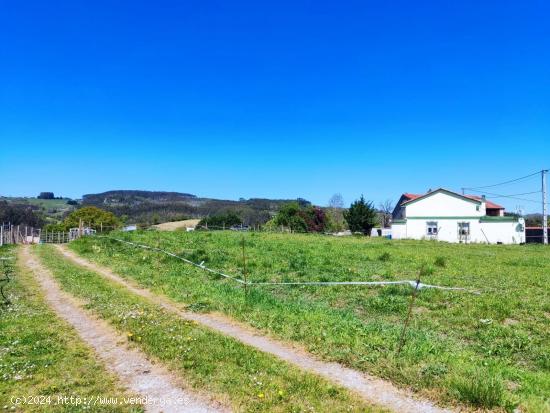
left=37, top=245, right=381, bottom=413
left=70, top=231, right=550, bottom=412
left=0, top=245, right=142, bottom=413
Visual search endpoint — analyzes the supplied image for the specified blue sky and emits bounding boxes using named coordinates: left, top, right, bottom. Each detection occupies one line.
left=1, top=1, right=549, bottom=212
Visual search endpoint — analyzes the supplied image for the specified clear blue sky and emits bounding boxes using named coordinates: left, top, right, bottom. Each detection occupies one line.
left=1, top=1, right=549, bottom=212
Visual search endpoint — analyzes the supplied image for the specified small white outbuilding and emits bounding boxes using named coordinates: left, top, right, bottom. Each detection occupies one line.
left=391, top=188, right=525, bottom=244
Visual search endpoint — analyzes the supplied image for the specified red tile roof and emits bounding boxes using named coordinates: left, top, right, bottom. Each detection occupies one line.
left=403, top=193, right=422, bottom=201
left=399, top=190, right=504, bottom=209
left=464, top=195, right=504, bottom=210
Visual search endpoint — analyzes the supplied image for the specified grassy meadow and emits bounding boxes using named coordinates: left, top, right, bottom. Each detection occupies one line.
left=0, top=245, right=142, bottom=413
left=69, top=231, right=550, bottom=412
left=37, top=244, right=381, bottom=413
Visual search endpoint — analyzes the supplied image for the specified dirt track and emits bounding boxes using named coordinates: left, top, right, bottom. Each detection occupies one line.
left=22, top=246, right=227, bottom=413
left=58, top=244, right=454, bottom=413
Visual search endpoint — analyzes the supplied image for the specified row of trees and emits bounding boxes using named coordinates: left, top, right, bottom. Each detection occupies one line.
left=193, top=194, right=391, bottom=235
left=0, top=201, right=44, bottom=227
left=264, top=195, right=388, bottom=235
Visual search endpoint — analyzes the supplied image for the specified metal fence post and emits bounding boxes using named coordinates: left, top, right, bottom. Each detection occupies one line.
left=396, top=277, right=421, bottom=355
left=241, top=236, right=248, bottom=297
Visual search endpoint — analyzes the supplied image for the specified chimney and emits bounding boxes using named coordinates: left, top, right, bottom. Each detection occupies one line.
left=481, top=195, right=486, bottom=201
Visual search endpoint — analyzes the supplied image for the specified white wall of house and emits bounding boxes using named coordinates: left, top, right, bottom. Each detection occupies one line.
left=391, top=189, right=525, bottom=244
left=392, top=222, right=407, bottom=239
left=405, top=191, right=485, bottom=217
left=397, top=217, right=525, bottom=244
left=479, top=220, right=525, bottom=244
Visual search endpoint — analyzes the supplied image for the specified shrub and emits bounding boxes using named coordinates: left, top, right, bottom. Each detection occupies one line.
left=419, top=263, right=435, bottom=277
left=272, top=202, right=327, bottom=233
left=451, top=372, right=506, bottom=408
left=434, top=256, right=447, bottom=267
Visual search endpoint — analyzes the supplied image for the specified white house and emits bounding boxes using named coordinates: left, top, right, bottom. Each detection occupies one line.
left=391, top=188, right=525, bottom=244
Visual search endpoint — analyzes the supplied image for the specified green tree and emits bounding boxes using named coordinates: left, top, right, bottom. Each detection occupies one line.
left=273, top=202, right=308, bottom=232
left=63, top=206, right=120, bottom=230
left=198, top=212, right=242, bottom=229
left=344, top=195, right=378, bottom=235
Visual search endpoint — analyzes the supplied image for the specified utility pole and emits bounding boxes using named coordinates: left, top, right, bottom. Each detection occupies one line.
left=543, top=169, right=548, bottom=245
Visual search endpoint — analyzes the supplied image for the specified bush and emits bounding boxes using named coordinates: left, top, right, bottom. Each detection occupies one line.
left=325, top=208, right=348, bottom=233
left=434, top=256, right=447, bottom=267
left=272, top=202, right=327, bottom=233
left=419, top=262, right=435, bottom=277
left=451, top=372, right=506, bottom=408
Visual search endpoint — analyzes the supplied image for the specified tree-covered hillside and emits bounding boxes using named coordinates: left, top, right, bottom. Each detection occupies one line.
left=82, top=190, right=305, bottom=226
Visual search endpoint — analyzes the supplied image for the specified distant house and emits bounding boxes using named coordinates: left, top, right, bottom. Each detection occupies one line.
left=391, top=188, right=525, bottom=244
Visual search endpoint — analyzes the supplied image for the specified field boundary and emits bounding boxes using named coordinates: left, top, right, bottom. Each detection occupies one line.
left=57, top=244, right=455, bottom=413
left=99, top=235, right=480, bottom=293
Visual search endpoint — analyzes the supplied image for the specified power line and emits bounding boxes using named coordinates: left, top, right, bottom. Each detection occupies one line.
left=487, top=190, right=541, bottom=197
left=463, top=170, right=541, bottom=190
left=466, top=189, right=542, bottom=204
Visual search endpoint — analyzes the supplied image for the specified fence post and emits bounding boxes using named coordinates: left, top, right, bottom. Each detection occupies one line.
left=241, top=236, right=248, bottom=297
left=396, top=277, right=421, bottom=355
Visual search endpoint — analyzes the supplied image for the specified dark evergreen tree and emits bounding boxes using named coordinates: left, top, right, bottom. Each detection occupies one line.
left=344, top=195, right=378, bottom=235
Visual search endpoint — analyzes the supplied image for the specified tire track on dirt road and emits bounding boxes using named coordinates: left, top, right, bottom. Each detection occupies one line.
left=57, top=244, right=455, bottom=413
left=22, top=246, right=227, bottom=413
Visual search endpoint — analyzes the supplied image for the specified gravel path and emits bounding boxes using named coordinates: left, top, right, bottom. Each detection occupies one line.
left=58, top=245, right=455, bottom=413
left=23, top=246, right=227, bottom=413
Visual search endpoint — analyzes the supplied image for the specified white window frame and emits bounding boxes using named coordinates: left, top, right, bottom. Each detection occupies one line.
left=426, top=221, right=438, bottom=236
left=458, top=222, right=470, bottom=237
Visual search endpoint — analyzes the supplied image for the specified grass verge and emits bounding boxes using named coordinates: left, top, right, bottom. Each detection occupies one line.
left=0, top=245, right=141, bottom=412
left=37, top=244, right=383, bottom=413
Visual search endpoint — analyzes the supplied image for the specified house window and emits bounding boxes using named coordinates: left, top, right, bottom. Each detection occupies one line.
left=458, top=222, right=470, bottom=236
left=426, top=221, right=438, bottom=235
left=476, top=205, right=480, bottom=211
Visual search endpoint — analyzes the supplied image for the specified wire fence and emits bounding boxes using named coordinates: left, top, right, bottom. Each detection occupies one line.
left=90, top=234, right=480, bottom=354
left=99, top=235, right=481, bottom=294
left=0, top=256, right=15, bottom=305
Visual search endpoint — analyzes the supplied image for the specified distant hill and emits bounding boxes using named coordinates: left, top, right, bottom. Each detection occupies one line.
left=82, top=190, right=197, bottom=205
left=82, top=190, right=306, bottom=226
